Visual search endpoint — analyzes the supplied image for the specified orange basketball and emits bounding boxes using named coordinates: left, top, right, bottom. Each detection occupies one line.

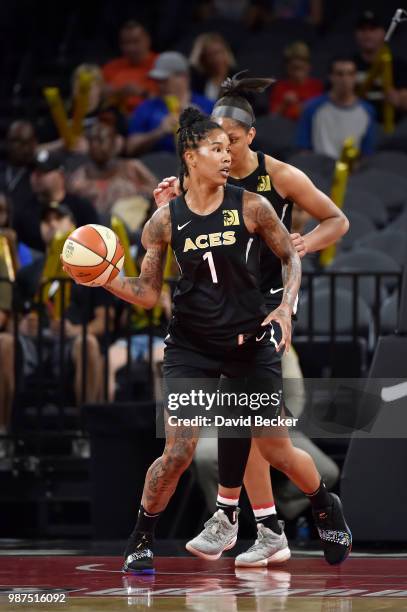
left=61, top=224, right=125, bottom=286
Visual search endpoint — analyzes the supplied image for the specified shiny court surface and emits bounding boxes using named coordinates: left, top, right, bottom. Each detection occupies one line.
left=1, top=556, right=407, bottom=611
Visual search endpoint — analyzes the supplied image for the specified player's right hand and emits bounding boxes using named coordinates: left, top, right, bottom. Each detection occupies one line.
left=261, top=304, right=292, bottom=353
left=153, top=176, right=181, bottom=208
left=290, top=233, right=307, bottom=258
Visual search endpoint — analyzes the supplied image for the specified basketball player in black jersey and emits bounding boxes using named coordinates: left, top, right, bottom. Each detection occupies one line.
left=154, top=75, right=351, bottom=567
left=67, top=107, right=302, bottom=573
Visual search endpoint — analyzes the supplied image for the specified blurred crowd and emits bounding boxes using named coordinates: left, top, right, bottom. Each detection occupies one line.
left=0, top=2, right=407, bottom=457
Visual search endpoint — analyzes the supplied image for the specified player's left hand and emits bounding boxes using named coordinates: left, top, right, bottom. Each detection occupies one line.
left=261, top=304, right=292, bottom=353
left=153, top=176, right=180, bottom=208
left=290, top=233, right=307, bottom=258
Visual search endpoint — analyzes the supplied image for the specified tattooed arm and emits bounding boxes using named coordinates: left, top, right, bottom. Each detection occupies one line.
left=105, top=205, right=171, bottom=309
left=243, top=190, right=302, bottom=351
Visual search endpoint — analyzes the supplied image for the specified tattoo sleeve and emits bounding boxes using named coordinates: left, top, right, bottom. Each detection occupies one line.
left=245, top=192, right=301, bottom=313
left=105, top=206, right=171, bottom=308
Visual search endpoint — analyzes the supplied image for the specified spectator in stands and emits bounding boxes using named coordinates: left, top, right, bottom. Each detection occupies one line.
left=0, top=193, right=21, bottom=455
left=269, top=41, right=323, bottom=120
left=0, top=291, right=13, bottom=457
left=16, top=205, right=113, bottom=407
left=189, top=33, right=237, bottom=101
left=127, top=52, right=213, bottom=156
left=297, top=56, right=376, bottom=159
left=107, top=287, right=171, bottom=402
left=197, top=0, right=251, bottom=21
left=0, top=121, right=37, bottom=217
left=103, top=21, right=158, bottom=115
left=270, top=0, right=323, bottom=25
left=198, top=0, right=323, bottom=27
left=354, top=10, right=407, bottom=125
left=0, top=192, right=32, bottom=272
left=68, top=122, right=156, bottom=221
left=14, top=151, right=98, bottom=252
left=0, top=192, right=33, bottom=445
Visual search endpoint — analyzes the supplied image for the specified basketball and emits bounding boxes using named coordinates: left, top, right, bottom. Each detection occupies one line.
left=61, top=224, right=125, bottom=286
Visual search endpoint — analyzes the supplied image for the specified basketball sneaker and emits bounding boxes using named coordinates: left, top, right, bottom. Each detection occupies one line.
left=313, top=493, right=352, bottom=565
left=122, top=532, right=155, bottom=574
left=186, top=509, right=239, bottom=560
left=235, top=522, right=291, bottom=567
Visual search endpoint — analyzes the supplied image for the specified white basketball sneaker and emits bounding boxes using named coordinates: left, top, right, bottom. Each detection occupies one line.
left=235, top=522, right=291, bottom=567
left=186, top=509, right=239, bottom=560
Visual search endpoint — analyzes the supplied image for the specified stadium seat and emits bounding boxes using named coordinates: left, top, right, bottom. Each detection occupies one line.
left=348, top=169, right=407, bottom=216
left=287, top=152, right=336, bottom=181
left=378, top=117, right=407, bottom=152
left=355, top=230, right=407, bottom=266
left=380, top=293, right=399, bottom=335
left=361, top=151, right=407, bottom=178
left=296, top=287, right=372, bottom=337
left=386, top=208, right=407, bottom=232
left=252, top=115, right=296, bottom=159
left=305, top=171, right=331, bottom=195
left=295, top=287, right=372, bottom=377
left=343, top=188, right=387, bottom=227
left=338, top=210, right=376, bottom=251
left=325, top=248, right=401, bottom=309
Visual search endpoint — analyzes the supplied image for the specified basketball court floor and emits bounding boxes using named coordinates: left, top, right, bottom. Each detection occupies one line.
left=1, top=548, right=407, bottom=611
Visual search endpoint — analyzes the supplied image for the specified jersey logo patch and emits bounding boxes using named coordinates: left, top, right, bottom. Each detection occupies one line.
left=223, top=209, right=239, bottom=226
left=257, top=175, right=271, bottom=192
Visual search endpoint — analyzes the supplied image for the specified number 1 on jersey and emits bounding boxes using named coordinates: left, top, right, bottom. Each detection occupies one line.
left=203, top=251, right=218, bottom=284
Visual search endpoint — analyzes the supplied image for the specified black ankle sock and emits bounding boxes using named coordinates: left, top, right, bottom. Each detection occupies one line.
left=216, top=502, right=238, bottom=524
left=306, top=480, right=331, bottom=510
left=133, top=505, right=161, bottom=536
left=258, top=513, right=282, bottom=534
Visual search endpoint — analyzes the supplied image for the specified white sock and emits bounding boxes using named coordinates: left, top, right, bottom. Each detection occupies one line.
left=217, top=494, right=239, bottom=507
left=253, top=504, right=277, bottom=520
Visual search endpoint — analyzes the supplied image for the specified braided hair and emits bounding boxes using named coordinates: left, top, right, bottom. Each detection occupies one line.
left=177, top=107, right=222, bottom=194
left=214, top=71, right=275, bottom=130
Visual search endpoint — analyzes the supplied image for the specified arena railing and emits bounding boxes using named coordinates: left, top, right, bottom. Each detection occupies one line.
left=0, top=270, right=403, bottom=424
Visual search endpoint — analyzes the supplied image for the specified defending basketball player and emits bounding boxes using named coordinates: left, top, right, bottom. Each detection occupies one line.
left=153, top=75, right=351, bottom=568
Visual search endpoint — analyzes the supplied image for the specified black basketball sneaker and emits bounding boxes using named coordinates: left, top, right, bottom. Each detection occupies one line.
left=122, top=532, right=155, bottom=574
left=313, top=493, right=352, bottom=565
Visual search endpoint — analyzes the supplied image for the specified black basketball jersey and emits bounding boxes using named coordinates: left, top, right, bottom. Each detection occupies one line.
left=228, top=152, right=293, bottom=305
left=168, top=184, right=267, bottom=350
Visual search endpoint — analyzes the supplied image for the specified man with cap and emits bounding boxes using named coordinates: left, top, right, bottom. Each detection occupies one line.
left=13, top=150, right=99, bottom=252
left=354, top=9, right=407, bottom=123
left=127, top=51, right=214, bottom=156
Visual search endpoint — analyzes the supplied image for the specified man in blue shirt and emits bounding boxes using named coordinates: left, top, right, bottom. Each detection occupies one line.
left=297, top=56, right=376, bottom=159
left=127, top=52, right=214, bottom=156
